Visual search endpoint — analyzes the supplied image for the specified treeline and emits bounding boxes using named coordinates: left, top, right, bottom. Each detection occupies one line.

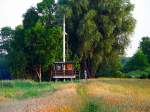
left=0, top=0, right=136, bottom=81
left=123, top=37, right=150, bottom=78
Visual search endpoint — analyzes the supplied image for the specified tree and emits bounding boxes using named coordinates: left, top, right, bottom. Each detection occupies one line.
left=24, top=21, right=62, bottom=82
left=124, top=50, right=149, bottom=71
left=22, top=0, right=62, bottom=82
left=140, top=37, right=150, bottom=63
left=57, top=0, right=136, bottom=76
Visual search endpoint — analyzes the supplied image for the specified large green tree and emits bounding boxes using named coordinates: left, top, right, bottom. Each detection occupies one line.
left=57, top=0, right=136, bottom=76
left=24, top=21, right=62, bottom=82
left=22, top=0, right=62, bottom=82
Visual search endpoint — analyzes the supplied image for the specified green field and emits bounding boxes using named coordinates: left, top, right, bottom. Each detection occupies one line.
left=0, top=80, right=62, bottom=100
left=0, top=79, right=150, bottom=112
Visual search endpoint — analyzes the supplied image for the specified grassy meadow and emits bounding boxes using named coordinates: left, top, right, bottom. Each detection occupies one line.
left=0, top=80, right=62, bottom=100
left=0, top=79, right=150, bottom=112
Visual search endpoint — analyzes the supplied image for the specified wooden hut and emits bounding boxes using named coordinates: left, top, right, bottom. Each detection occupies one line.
left=51, top=15, right=80, bottom=80
left=51, top=62, right=80, bottom=80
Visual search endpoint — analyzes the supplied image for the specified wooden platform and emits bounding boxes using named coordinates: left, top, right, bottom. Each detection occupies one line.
left=51, top=71, right=80, bottom=79
left=51, top=61, right=80, bottom=80
left=52, top=75, right=76, bottom=79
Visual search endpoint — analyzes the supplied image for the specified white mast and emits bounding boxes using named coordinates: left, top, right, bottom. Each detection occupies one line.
left=63, top=15, right=66, bottom=63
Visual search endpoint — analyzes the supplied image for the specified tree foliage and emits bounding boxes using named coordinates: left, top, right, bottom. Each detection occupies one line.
left=57, top=0, right=136, bottom=76
left=1, top=0, right=136, bottom=80
left=24, top=21, right=62, bottom=82
left=125, top=50, right=149, bottom=72
left=23, top=7, right=39, bottom=29
left=0, top=27, right=14, bottom=54
left=37, top=0, right=56, bottom=26
left=124, top=37, right=150, bottom=73
left=140, top=37, right=150, bottom=63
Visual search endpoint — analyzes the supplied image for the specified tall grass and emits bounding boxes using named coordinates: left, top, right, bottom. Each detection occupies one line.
left=1, top=79, right=150, bottom=112
left=77, top=83, right=118, bottom=112
left=77, top=79, right=150, bottom=112
left=0, top=80, right=58, bottom=100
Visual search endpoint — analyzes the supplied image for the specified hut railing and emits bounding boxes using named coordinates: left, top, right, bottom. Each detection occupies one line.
left=51, top=70, right=80, bottom=76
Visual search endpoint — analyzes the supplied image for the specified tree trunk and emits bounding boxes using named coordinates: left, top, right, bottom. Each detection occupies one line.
left=88, top=58, right=95, bottom=78
left=83, top=57, right=94, bottom=78
left=35, top=65, right=42, bottom=83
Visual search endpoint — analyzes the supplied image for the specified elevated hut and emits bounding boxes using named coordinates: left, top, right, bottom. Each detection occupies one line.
left=51, top=16, right=80, bottom=80
left=51, top=61, right=79, bottom=79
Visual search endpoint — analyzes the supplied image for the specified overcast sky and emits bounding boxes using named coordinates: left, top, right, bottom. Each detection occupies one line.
left=126, top=0, right=150, bottom=57
left=0, top=0, right=150, bottom=57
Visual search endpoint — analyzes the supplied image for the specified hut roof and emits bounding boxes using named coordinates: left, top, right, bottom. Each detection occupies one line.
left=54, top=61, right=75, bottom=64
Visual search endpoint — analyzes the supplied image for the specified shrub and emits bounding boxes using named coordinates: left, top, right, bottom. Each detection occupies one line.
left=112, top=71, right=126, bottom=78
left=96, top=71, right=112, bottom=77
left=126, top=70, right=149, bottom=79
left=144, top=68, right=150, bottom=74
left=144, top=68, right=150, bottom=78
left=96, top=71, right=126, bottom=78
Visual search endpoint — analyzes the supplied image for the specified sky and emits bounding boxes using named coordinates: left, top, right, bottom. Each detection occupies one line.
left=0, top=0, right=150, bottom=57
left=126, top=0, right=150, bottom=57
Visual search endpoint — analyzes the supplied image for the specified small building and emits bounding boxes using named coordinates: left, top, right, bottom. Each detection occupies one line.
left=51, top=61, right=80, bottom=80
left=51, top=15, right=80, bottom=80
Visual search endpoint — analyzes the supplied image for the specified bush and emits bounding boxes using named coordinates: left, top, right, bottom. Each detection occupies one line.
left=144, top=68, right=150, bottom=78
left=112, top=71, right=126, bottom=78
left=126, top=70, right=149, bottom=79
left=96, top=71, right=112, bottom=77
left=96, top=71, right=126, bottom=78
left=144, top=68, right=150, bottom=74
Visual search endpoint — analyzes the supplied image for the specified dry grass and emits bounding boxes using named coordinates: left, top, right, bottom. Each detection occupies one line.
left=0, top=79, right=150, bottom=112
left=0, top=96, right=7, bottom=102
left=82, top=79, right=150, bottom=112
